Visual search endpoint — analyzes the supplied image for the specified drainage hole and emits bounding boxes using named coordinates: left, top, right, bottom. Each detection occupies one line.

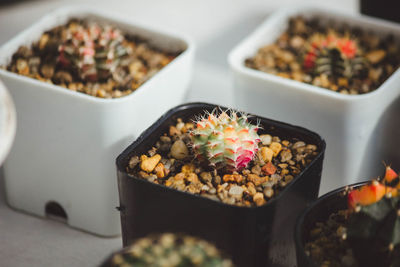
left=45, top=201, right=68, bottom=223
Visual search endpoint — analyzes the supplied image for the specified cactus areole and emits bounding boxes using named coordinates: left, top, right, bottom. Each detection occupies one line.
left=346, top=166, right=400, bottom=267
left=190, top=109, right=261, bottom=172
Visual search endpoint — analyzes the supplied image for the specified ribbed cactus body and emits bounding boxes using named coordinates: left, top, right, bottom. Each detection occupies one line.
left=191, top=110, right=260, bottom=171
left=58, top=21, right=131, bottom=82
left=303, top=33, right=367, bottom=78
left=346, top=167, right=400, bottom=267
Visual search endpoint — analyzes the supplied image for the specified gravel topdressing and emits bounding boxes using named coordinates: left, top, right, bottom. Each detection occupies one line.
left=126, top=117, right=319, bottom=207
left=3, top=19, right=181, bottom=98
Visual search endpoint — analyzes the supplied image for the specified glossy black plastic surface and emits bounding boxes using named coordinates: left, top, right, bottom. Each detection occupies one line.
left=294, top=182, right=367, bottom=267
left=116, top=102, right=326, bottom=267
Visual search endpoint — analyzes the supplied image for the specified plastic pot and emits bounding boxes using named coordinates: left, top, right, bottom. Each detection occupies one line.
left=294, top=182, right=367, bottom=267
left=116, top=102, right=326, bottom=267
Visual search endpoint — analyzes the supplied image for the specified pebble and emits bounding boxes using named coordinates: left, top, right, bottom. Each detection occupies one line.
left=200, top=172, right=212, bottom=183
left=263, top=187, right=274, bottom=198
left=260, top=134, right=272, bottom=145
left=253, top=192, right=265, bottom=206
left=247, top=174, right=267, bottom=186
left=223, top=174, right=243, bottom=183
left=129, top=156, right=140, bottom=169
left=170, top=140, right=189, bottom=160
left=40, top=64, right=54, bottom=79
left=365, top=49, right=386, bottom=64
left=169, top=126, right=180, bottom=136
left=270, top=142, right=282, bottom=156
left=140, top=154, right=161, bottom=173
left=292, top=141, right=306, bottom=150
left=261, top=147, right=274, bottom=163
left=262, top=162, right=276, bottom=175
left=280, top=149, right=293, bottom=162
left=16, top=59, right=29, bottom=75
left=155, top=163, right=166, bottom=178
left=54, top=71, right=72, bottom=84
left=229, top=185, right=244, bottom=198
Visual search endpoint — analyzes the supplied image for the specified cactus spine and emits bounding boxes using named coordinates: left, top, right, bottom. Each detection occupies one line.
left=346, top=166, right=400, bottom=267
left=190, top=110, right=260, bottom=171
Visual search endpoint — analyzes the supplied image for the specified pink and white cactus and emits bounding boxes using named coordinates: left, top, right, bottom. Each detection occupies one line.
left=191, top=109, right=261, bottom=171
left=58, top=21, right=131, bottom=82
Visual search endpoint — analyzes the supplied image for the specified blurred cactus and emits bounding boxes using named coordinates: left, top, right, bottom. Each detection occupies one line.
left=105, top=233, right=234, bottom=267
left=303, top=33, right=367, bottom=78
left=346, top=166, right=400, bottom=267
left=57, top=20, right=131, bottom=82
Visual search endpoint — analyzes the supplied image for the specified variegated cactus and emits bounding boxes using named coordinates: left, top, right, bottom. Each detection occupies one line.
left=190, top=109, right=260, bottom=172
left=57, top=20, right=131, bottom=82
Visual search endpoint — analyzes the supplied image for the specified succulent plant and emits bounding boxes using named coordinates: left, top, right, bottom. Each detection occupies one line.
left=105, top=233, right=234, bottom=267
left=346, top=166, right=400, bottom=267
left=303, top=33, right=367, bottom=78
left=57, top=20, right=131, bottom=82
left=190, top=109, right=261, bottom=172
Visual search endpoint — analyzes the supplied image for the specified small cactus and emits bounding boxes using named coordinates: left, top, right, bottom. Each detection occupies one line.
left=346, top=166, right=400, bottom=267
left=303, top=33, right=367, bottom=78
left=57, top=20, right=131, bottom=82
left=190, top=109, right=261, bottom=171
left=106, top=233, right=234, bottom=267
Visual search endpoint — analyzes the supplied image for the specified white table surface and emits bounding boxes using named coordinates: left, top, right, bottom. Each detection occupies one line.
left=0, top=0, right=357, bottom=266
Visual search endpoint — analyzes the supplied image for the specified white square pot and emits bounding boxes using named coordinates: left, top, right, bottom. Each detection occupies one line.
left=0, top=6, right=194, bottom=236
left=0, top=80, right=16, bottom=166
left=228, top=7, right=400, bottom=194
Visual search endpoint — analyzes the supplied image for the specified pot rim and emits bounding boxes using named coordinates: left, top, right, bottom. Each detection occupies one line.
left=294, top=180, right=370, bottom=266
left=116, top=101, right=326, bottom=210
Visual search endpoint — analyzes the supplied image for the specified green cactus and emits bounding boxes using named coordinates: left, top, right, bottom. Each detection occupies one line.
left=57, top=20, right=131, bottom=82
left=346, top=195, right=400, bottom=267
left=346, top=167, right=400, bottom=267
left=314, top=48, right=345, bottom=77
left=106, top=233, right=234, bottom=267
left=190, top=109, right=260, bottom=171
left=303, top=33, right=368, bottom=79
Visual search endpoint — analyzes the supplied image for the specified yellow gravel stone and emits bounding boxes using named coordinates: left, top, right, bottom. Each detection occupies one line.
left=253, top=192, right=265, bottom=206
left=154, top=163, right=165, bottom=178
left=270, top=142, right=282, bottom=157
left=182, top=164, right=195, bottom=174
left=261, top=147, right=274, bottom=162
left=140, top=154, right=161, bottom=173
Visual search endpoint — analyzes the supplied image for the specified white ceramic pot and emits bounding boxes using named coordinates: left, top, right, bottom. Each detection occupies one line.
left=228, top=7, right=400, bottom=194
left=0, top=80, right=16, bottom=166
left=0, top=6, right=194, bottom=236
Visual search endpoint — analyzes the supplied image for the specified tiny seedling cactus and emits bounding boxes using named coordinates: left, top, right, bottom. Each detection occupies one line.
left=190, top=109, right=261, bottom=172
left=346, top=166, right=400, bottom=267
left=58, top=20, right=131, bottom=82
left=107, top=233, right=234, bottom=267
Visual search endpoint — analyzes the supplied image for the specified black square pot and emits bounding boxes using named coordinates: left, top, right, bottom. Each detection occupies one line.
left=116, top=102, right=326, bottom=267
left=294, top=182, right=367, bottom=267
